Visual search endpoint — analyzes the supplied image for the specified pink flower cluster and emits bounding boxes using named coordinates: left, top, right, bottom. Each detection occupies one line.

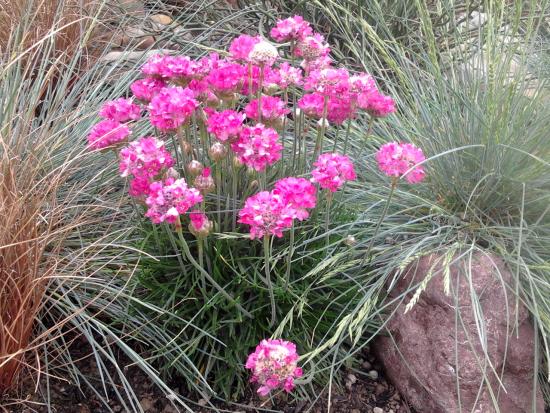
left=238, top=191, right=295, bottom=239
left=244, top=95, right=289, bottom=124
left=145, top=178, right=203, bottom=224
left=245, top=339, right=303, bottom=396
left=148, top=87, right=198, bottom=131
left=270, top=15, right=312, bottom=43
left=189, top=211, right=213, bottom=238
left=231, top=124, right=282, bottom=172
left=130, top=78, right=166, bottom=102
left=376, top=142, right=426, bottom=183
left=311, top=153, right=357, bottom=192
left=273, top=177, right=317, bottom=220
left=99, top=98, right=141, bottom=122
left=206, top=109, right=246, bottom=142
left=87, top=120, right=131, bottom=150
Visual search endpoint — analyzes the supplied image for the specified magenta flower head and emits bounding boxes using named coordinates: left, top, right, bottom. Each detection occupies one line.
left=311, top=153, right=357, bottom=192
left=229, top=34, right=260, bottom=62
left=273, top=177, right=317, bottom=221
left=148, top=87, right=198, bottom=131
left=206, top=62, right=246, bottom=98
left=130, top=78, right=166, bottom=103
left=238, top=191, right=294, bottom=239
left=297, top=93, right=324, bottom=118
left=304, top=67, right=350, bottom=96
left=357, top=91, right=396, bottom=118
left=141, top=54, right=171, bottom=79
left=376, top=142, right=426, bottom=184
left=189, top=211, right=213, bottom=238
left=270, top=15, right=312, bottom=42
left=245, top=339, right=303, bottom=396
left=270, top=62, right=303, bottom=89
left=162, top=55, right=198, bottom=83
left=205, top=109, right=246, bottom=143
left=99, top=98, right=141, bottom=123
left=87, top=120, right=131, bottom=150
left=244, top=96, right=289, bottom=124
left=294, top=33, right=330, bottom=61
left=119, top=136, right=174, bottom=179
left=145, top=177, right=203, bottom=224
left=231, top=124, right=282, bottom=172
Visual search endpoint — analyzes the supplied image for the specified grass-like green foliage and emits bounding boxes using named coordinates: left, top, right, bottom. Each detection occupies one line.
left=276, top=0, right=550, bottom=407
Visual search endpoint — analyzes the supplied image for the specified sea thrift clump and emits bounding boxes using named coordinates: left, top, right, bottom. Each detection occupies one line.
left=206, top=109, right=246, bottom=142
left=189, top=211, right=213, bottom=238
left=311, top=153, right=357, bottom=192
left=87, top=120, right=131, bottom=150
left=99, top=98, right=141, bottom=123
left=238, top=191, right=294, bottom=239
left=244, top=96, right=289, bottom=123
left=270, top=15, right=312, bottom=42
left=130, top=78, right=166, bottom=102
left=245, top=339, right=303, bottom=396
left=148, top=87, right=198, bottom=131
left=119, top=136, right=174, bottom=179
left=231, top=124, right=282, bottom=171
left=229, top=34, right=260, bottom=62
left=145, top=178, right=203, bottom=224
left=273, top=177, right=317, bottom=220
left=376, top=142, right=426, bottom=183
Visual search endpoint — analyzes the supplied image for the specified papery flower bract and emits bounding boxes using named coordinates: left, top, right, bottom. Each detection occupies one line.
left=244, top=96, right=289, bottom=123
left=270, top=15, right=312, bottom=42
left=376, top=142, right=426, bottom=183
left=245, top=339, right=303, bottom=396
left=273, top=177, right=317, bottom=220
left=205, top=109, right=246, bottom=142
left=99, top=98, right=141, bottom=123
left=238, top=192, right=294, bottom=239
left=229, top=34, right=260, bottom=62
left=148, top=87, right=198, bottom=131
left=248, top=40, right=278, bottom=67
left=131, top=78, right=166, bottom=103
left=145, top=177, right=203, bottom=224
left=189, top=211, right=213, bottom=238
left=231, top=124, right=282, bottom=172
left=311, top=153, right=357, bottom=192
left=294, top=33, right=330, bottom=61
left=297, top=93, right=324, bottom=118
left=87, top=120, right=131, bottom=150
left=119, top=136, right=174, bottom=179
left=357, top=91, right=396, bottom=117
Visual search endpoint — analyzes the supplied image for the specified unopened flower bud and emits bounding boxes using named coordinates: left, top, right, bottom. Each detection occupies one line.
left=194, top=167, right=215, bottom=194
left=180, top=140, right=192, bottom=155
left=189, top=211, right=213, bottom=238
left=233, top=156, right=244, bottom=169
left=186, top=160, right=204, bottom=176
left=264, top=83, right=279, bottom=95
left=166, top=167, right=180, bottom=179
left=208, top=142, right=228, bottom=162
left=317, top=118, right=330, bottom=129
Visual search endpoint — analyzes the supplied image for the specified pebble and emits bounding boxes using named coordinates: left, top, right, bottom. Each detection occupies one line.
left=140, top=398, right=155, bottom=411
left=374, top=408, right=384, bottom=413
left=351, top=409, right=361, bottom=413
left=368, top=369, right=379, bottom=380
left=362, top=360, right=372, bottom=370
left=150, top=14, right=173, bottom=26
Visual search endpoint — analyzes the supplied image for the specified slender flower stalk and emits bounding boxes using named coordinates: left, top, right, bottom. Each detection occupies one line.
left=285, top=224, right=295, bottom=290
left=324, top=191, right=333, bottom=251
left=263, top=234, right=276, bottom=327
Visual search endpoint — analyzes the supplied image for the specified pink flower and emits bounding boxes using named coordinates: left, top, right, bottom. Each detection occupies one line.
left=349, top=73, right=377, bottom=94
left=297, top=93, right=324, bottom=118
left=145, top=177, right=203, bottom=224
left=270, top=15, right=312, bottom=42
left=327, top=96, right=355, bottom=125
left=187, top=79, right=219, bottom=105
left=301, top=55, right=333, bottom=74
left=274, top=62, right=303, bottom=89
left=193, top=167, right=215, bottom=195
left=163, top=55, right=198, bottom=82
left=189, top=211, right=213, bottom=237
left=195, top=52, right=222, bottom=79
left=238, top=192, right=294, bottom=239
left=273, top=177, right=317, bottom=220
left=128, top=175, right=154, bottom=198
left=294, top=33, right=330, bottom=61
left=141, top=54, right=171, bottom=78
left=376, top=142, right=425, bottom=183
left=244, top=96, right=289, bottom=123
left=231, top=124, right=282, bottom=172
left=131, top=78, right=166, bottom=102
left=304, top=68, right=350, bottom=96
left=119, top=136, right=174, bottom=179
left=245, top=339, right=302, bottom=396
left=87, top=120, right=131, bottom=150
left=99, top=98, right=141, bottom=122
left=311, top=153, right=356, bottom=192
left=148, top=87, right=198, bottom=131
left=248, top=40, right=279, bottom=67
left=206, top=62, right=246, bottom=97
left=229, top=34, right=260, bottom=61
left=205, top=109, right=246, bottom=142
left=357, top=91, right=395, bottom=117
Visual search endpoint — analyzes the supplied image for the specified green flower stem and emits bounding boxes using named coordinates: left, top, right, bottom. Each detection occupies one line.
left=247, top=63, right=253, bottom=102
left=176, top=223, right=252, bottom=318
left=215, top=165, right=222, bottom=230
left=263, top=235, right=276, bottom=327
left=360, top=177, right=397, bottom=266
left=177, top=127, right=188, bottom=168
left=232, top=159, right=238, bottom=231
left=342, top=118, right=353, bottom=154
left=257, top=65, right=265, bottom=123
left=367, top=115, right=375, bottom=137
left=284, top=224, right=295, bottom=291
left=325, top=191, right=333, bottom=251
left=314, top=96, right=329, bottom=160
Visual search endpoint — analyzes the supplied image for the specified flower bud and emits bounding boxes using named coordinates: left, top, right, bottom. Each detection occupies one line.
left=194, top=167, right=215, bottom=194
left=186, top=160, right=204, bottom=176
left=233, top=156, right=244, bottom=169
left=249, top=40, right=278, bottom=66
left=180, top=140, right=192, bottom=155
left=165, top=167, right=180, bottom=180
left=208, top=142, right=228, bottom=162
left=316, top=118, right=330, bottom=129
left=189, top=211, right=213, bottom=238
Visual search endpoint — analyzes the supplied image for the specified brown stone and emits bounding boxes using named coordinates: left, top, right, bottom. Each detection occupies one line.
left=375, top=251, right=544, bottom=413
left=150, top=14, right=173, bottom=26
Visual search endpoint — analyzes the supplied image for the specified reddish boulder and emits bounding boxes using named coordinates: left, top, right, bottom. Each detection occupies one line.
left=375, top=251, right=544, bottom=413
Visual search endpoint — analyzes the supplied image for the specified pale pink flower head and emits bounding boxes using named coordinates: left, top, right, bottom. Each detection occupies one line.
left=229, top=34, right=260, bottom=62
left=99, top=98, right=141, bottom=123
left=131, top=78, right=166, bottom=103
left=189, top=211, right=213, bottom=238
left=238, top=191, right=294, bottom=239
left=376, top=142, right=426, bottom=183
left=148, top=87, right=198, bottom=131
left=297, top=93, right=324, bottom=118
left=294, top=33, right=330, bottom=61
left=141, top=54, right=171, bottom=78
left=275, top=62, right=303, bottom=89
left=205, top=109, right=246, bottom=142
left=357, top=91, right=396, bottom=117
left=311, top=153, right=357, bottom=192
left=244, top=96, right=289, bottom=124
left=301, top=55, right=333, bottom=74
left=304, top=67, right=350, bottom=96
left=349, top=73, right=377, bottom=95
left=231, top=124, right=282, bottom=172
left=245, top=339, right=302, bottom=396
left=87, top=120, right=131, bottom=150
left=145, top=177, right=203, bottom=224
left=248, top=40, right=279, bottom=67
left=270, top=15, right=312, bottom=42
left=119, top=136, right=174, bottom=179
left=206, top=62, right=246, bottom=97
left=273, top=177, right=317, bottom=220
